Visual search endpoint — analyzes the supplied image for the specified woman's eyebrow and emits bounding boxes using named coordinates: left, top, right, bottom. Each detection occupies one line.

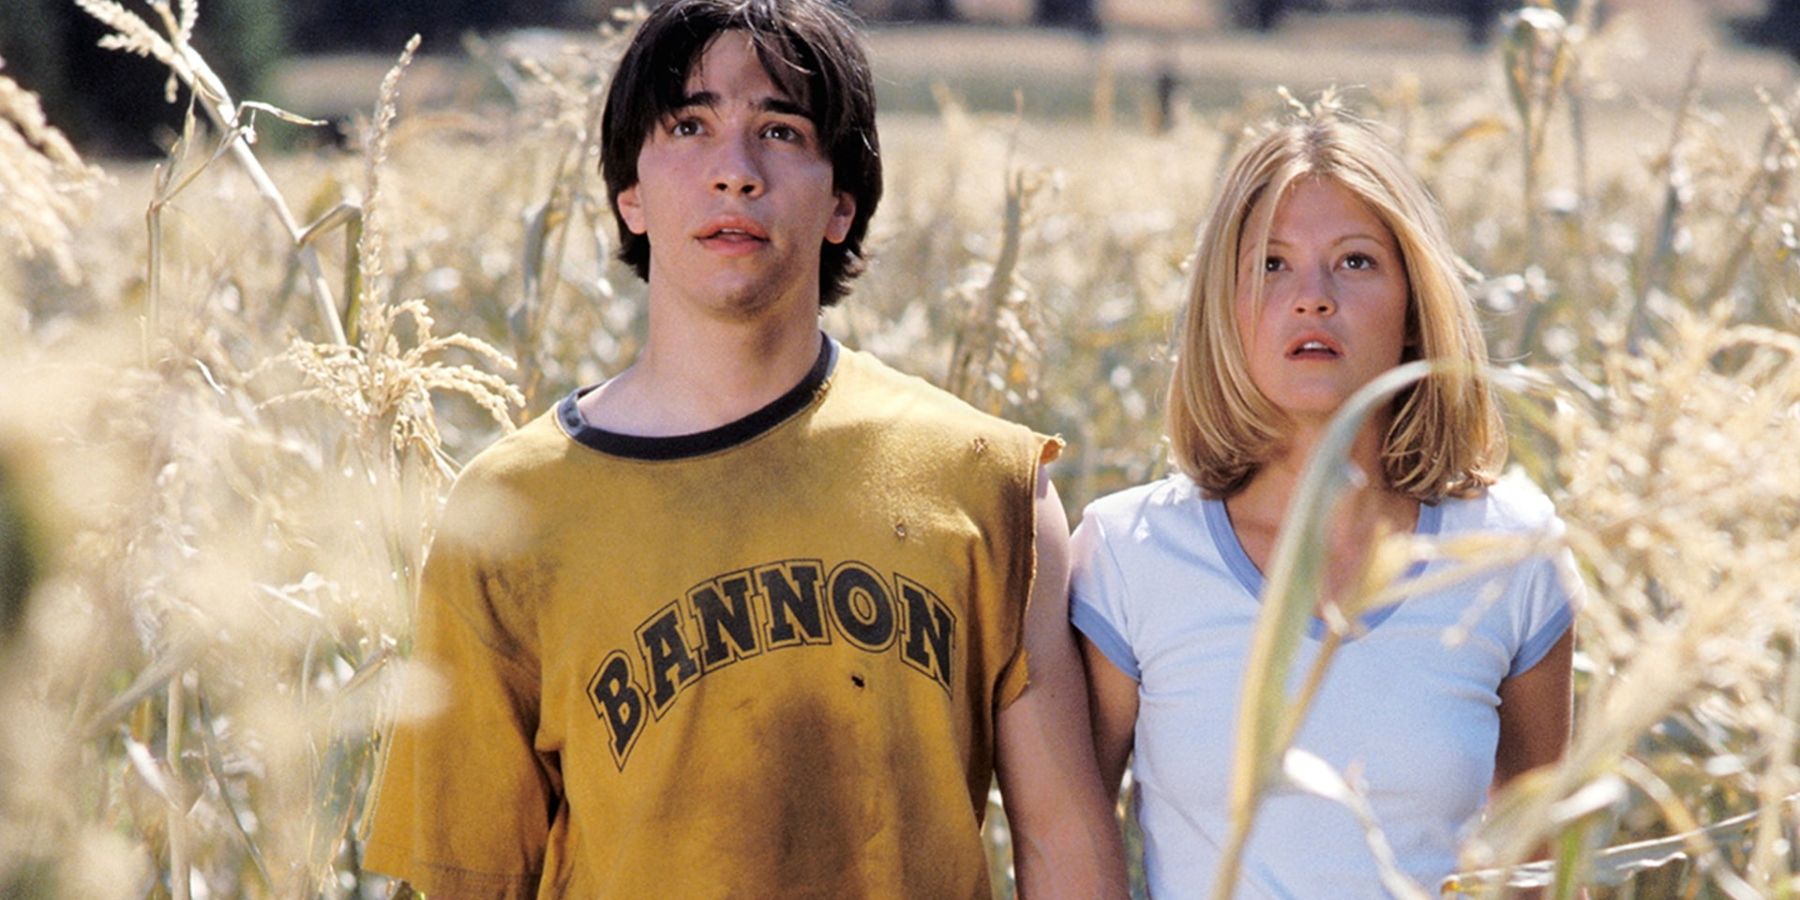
left=1256, top=233, right=1390, bottom=249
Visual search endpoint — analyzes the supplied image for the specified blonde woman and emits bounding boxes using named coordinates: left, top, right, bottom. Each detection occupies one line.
left=1072, top=105, right=1576, bottom=897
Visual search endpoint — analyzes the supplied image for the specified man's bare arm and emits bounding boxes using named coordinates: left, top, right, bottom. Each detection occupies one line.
left=995, top=472, right=1129, bottom=899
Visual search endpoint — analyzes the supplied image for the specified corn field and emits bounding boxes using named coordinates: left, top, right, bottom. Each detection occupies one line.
left=1, top=0, right=1798, bottom=897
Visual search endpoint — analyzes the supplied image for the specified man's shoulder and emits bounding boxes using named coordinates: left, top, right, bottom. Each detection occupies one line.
left=828, top=344, right=1043, bottom=444
left=433, top=408, right=581, bottom=541
left=453, top=407, right=575, bottom=487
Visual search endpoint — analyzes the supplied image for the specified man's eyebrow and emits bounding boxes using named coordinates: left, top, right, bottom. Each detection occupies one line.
left=669, top=91, right=812, bottom=120
left=758, top=96, right=812, bottom=119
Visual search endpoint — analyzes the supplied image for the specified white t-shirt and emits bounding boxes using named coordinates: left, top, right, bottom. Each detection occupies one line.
left=1071, top=472, right=1575, bottom=899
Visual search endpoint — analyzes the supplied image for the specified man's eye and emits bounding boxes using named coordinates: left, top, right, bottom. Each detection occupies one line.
left=763, top=122, right=800, bottom=142
left=670, top=119, right=702, bottom=137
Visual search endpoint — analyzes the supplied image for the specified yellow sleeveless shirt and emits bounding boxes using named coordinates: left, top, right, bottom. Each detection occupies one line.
left=364, top=338, right=1060, bottom=898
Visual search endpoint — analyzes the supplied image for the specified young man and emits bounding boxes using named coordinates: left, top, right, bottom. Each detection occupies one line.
left=362, top=1, right=1127, bottom=896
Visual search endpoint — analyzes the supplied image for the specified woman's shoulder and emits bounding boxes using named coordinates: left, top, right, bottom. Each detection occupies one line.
left=1435, top=469, right=1563, bottom=536
left=1078, top=472, right=1202, bottom=532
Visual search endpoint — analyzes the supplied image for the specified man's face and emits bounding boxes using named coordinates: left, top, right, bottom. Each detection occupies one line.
left=616, top=31, right=856, bottom=319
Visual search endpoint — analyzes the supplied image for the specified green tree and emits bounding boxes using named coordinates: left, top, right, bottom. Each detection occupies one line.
left=1034, top=0, right=1098, bottom=32
left=0, top=460, right=38, bottom=654
left=0, top=0, right=285, bottom=155
left=287, top=0, right=585, bottom=52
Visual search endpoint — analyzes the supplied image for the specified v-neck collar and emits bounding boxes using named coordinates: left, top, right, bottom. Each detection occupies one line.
left=1202, top=494, right=1444, bottom=641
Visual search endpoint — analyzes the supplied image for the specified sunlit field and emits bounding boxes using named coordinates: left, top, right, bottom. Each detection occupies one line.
left=2, top=1, right=1798, bottom=897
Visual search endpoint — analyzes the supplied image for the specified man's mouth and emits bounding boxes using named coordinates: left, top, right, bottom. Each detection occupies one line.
left=698, top=219, right=769, bottom=243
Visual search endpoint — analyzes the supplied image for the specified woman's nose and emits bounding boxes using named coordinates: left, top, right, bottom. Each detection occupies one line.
left=1291, top=265, right=1336, bottom=316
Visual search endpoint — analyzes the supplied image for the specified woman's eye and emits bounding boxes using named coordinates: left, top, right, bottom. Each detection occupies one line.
left=670, top=119, right=702, bottom=137
left=763, top=122, right=800, bottom=142
left=1262, top=256, right=1284, bottom=272
left=1344, top=252, right=1376, bottom=270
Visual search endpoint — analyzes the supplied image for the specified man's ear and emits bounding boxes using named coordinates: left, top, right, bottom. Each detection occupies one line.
left=617, top=184, right=648, bottom=236
left=823, top=191, right=856, bottom=245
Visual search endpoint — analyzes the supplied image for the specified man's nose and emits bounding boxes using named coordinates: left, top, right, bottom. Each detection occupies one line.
left=710, top=133, right=764, bottom=198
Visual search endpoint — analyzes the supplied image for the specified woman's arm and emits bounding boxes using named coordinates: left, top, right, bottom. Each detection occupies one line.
left=1494, top=626, right=1574, bottom=789
left=1494, top=627, right=1577, bottom=898
left=1081, top=635, right=1140, bottom=799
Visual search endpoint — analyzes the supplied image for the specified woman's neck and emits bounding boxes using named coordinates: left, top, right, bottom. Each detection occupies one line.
left=1232, top=417, right=1392, bottom=523
left=1222, top=420, right=1419, bottom=607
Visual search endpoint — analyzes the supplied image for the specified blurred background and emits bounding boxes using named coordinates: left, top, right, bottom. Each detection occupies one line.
left=5, top=1, right=1800, bottom=898
left=4, top=0, right=1797, bottom=156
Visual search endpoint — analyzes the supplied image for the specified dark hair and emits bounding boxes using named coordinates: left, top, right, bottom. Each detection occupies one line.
left=600, top=0, right=883, bottom=307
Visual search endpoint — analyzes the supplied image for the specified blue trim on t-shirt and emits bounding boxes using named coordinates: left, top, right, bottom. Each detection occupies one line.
left=1202, top=496, right=1444, bottom=640
left=1508, top=599, right=1573, bottom=678
left=1204, top=497, right=1266, bottom=599
left=1072, top=600, right=1141, bottom=681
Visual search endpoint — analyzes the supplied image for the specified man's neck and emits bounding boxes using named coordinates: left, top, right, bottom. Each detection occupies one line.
left=577, top=296, right=823, bottom=438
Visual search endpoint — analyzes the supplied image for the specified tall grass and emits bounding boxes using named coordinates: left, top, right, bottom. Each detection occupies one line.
left=0, top=0, right=1796, bottom=897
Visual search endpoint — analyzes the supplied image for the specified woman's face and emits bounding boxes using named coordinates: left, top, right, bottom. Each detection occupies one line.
left=1233, top=176, right=1411, bottom=428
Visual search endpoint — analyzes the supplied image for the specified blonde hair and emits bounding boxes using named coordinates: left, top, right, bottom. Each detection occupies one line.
left=1166, top=103, right=1505, bottom=501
